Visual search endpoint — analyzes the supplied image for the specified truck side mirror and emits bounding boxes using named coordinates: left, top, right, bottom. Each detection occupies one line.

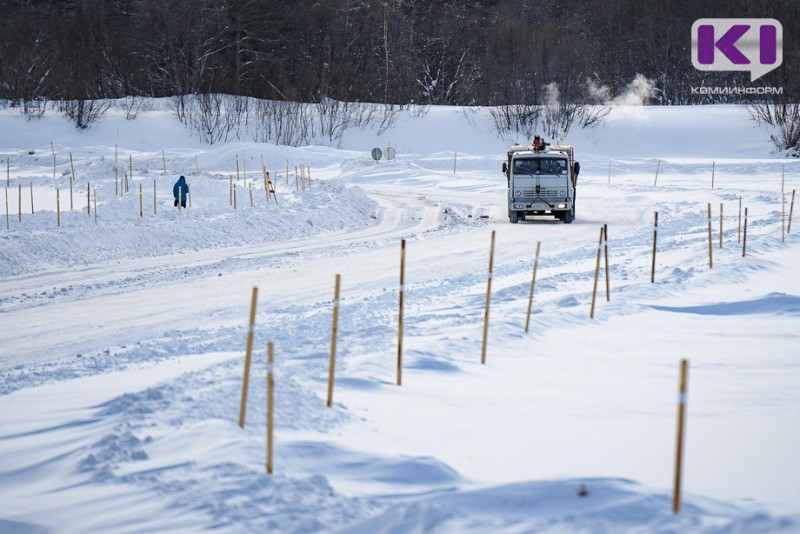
left=574, top=161, right=581, bottom=175
left=502, top=162, right=507, bottom=174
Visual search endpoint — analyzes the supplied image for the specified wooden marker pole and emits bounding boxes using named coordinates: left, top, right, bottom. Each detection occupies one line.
left=603, top=224, right=610, bottom=301
left=651, top=211, right=658, bottom=283
left=524, top=241, right=541, bottom=333
left=69, top=153, right=74, bottom=210
left=711, top=161, right=715, bottom=189
left=56, top=188, right=60, bottom=227
left=707, top=203, right=713, bottom=269
left=742, top=207, right=748, bottom=257
left=18, top=184, right=21, bottom=222
left=327, top=274, right=341, bottom=407
left=4, top=188, right=8, bottom=230
left=115, top=168, right=119, bottom=197
left=263, top=172, right=269, bottom=207
left=234, top=183, right=237, bottom=209
left=139, top=183, right=143, bottom=217
left=453, top=151, right=457, bottom=174
left=397, top=239, right=406, bottom=386
left=87, top=183, right=90, bottom=216
left=229, top=176, right=233, bottom=206
left=30, top=183, right=33, bottom=214
left=267, top=342, right=274, bottom=474
left=654, top=160, right=661, bottom=187
left=781, top=164, right=785, bottom=243
left=738, top=197, right=742, bottom=243
left=673, top=359, right=689, bottom=515
left=238, top=287, right=259, bottom=428
left=480, top=230, right=496, bottom=365
left=788, top=190, right=795, bottom=234
left=590, top=226, right=604, bottom=319
left=249, top=183, right=253, bottom=208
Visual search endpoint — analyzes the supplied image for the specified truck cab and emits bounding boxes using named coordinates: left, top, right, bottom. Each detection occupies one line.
left=502, top=144, right=580, bottom=224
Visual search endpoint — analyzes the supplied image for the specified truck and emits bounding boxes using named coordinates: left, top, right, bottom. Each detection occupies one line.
left=502, top=142, right=580, bottom=224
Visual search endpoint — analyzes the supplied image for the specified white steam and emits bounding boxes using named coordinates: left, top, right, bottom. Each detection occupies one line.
left=586, top=74, right=656, bottom=106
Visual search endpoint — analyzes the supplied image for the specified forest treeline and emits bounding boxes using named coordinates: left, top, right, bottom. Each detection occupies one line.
left=1, top=0, right=798, bottom=108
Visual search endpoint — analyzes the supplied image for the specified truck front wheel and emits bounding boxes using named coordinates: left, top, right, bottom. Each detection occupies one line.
left=509, top=210, right=519, bottom=224
left=561, top=205, right=575, bottom=224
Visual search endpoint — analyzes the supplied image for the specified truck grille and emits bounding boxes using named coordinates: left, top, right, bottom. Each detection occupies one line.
left=520, top=188, right=562, bottom=199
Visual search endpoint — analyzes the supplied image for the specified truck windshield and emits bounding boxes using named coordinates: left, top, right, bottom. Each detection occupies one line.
left=513, top=158, right=567, bottom=175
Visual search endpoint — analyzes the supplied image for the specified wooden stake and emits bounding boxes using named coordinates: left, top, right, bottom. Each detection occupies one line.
left=87, top=182, right=90, bottom=216
left=267, top=342, right=274, bottom=474
left=56, top=188, right=60, bottom=227
left=742, top=207, right=748, bottom=257
left=672, top=359, right=689, bottom=515
left=238, top=287, right=259, bottom=428
left=327, top=274, right=341, bottom=407
left=249, top=183, right=253, bottom=208
left=738, top=196, right=742, bottom=243
left=654, top=160, right=661, bottom=187
left=603, top=224, right=610, bottom=301
left=139, top=183, right=143, bottom=217
left=30, top=183, right=34, bottom=214
left=651, top=211, right=658, bottom=283
left=453, top=151, right=457, bottom=174
left=788, top=190, right=795, bottom=234
left=707, top=203, right=713, bottom=269
left=4, top=187, right=8, bottom=230
left=590, top=226, right=604, bottom=319
left=781, top=164, right=785, bottom=243
left=115, top=167, right=119, bottom=197
left=18, top=184, right=21, bottom=223
left=524, top=241, right=541, bottom=333
left=397, top=239, right=406, bottom=385
left=480, top=230, right=496, bottom=364
left=711, top=161, right=715, bottom=189
left=229, top=176, right=233, bottom=206
left=263, top=171, right=269, bottom=207
left=234, top=183, right=237, bottom=209
left=69, top=152, right=74, bottom=210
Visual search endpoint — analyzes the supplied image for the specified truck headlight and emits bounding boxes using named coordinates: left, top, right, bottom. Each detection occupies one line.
left=557, top=203, right=567, bottom=209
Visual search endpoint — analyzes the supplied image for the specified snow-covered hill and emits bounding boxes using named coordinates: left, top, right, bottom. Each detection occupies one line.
left=1, top=102, right=798, bottom=533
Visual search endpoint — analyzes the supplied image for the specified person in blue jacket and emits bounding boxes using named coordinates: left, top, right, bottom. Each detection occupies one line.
left=173, top=176, right=188, bottom=208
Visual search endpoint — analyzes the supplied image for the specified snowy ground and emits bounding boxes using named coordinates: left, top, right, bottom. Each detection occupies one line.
left=1, top=102, right=799, bottom=533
